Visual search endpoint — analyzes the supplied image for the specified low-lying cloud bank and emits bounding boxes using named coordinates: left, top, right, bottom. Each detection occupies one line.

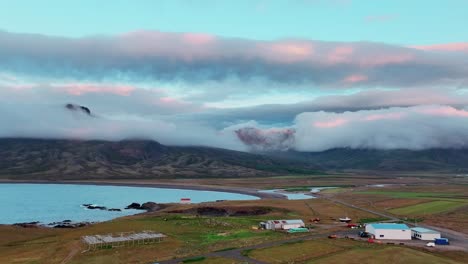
left=232, top=105, right=468, bottom=151
left=1, top=30, right=468, bottom=88
left=2, top=102, right=468, bottom=152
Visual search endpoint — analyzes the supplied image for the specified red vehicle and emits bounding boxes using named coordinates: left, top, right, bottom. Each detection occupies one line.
left=347, top=223, right=357, bottom=228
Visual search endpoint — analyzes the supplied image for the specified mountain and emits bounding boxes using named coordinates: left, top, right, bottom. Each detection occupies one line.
left=265, top=148, right=468, bottom=172
left=1, top=138, right=467, bottom=180
left=0, top=138, right=317, bottom=180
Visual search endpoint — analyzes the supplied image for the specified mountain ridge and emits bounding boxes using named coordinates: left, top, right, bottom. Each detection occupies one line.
left=1, top=138, right=467, bottom=180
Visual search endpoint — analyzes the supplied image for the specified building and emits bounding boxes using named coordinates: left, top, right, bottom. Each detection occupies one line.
left=365, top=223, right=411, bottom=240
left=411, top=227, right=441, bottom=240
left=180, top=198, right=191, bottom=204
left=260, top=219, right=305, bottom=230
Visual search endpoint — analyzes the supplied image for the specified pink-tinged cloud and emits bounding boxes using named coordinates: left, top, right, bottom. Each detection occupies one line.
left=343, top=74, right=368, bottom=83
left=327, top=46, right=353, bottom=64
left=182, top=33, right=216, bottom=45
left=59, top=84, right=135, bottom=96
left=418, top=106, right=468, bottom=118
left=1, top=30, right=468, bottom=87
left=359, top=53, right=414, bottom=66
left=259, top=41, right=314, bottom=62
left=314, top=118, right=348, bottom=128
left=363, top=112, right=405, bottom=121
left=411, top=43, right=468, bottom=53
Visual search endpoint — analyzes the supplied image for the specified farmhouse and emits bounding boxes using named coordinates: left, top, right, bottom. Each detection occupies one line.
left=260, top=219, right=305, bottom=230
left=411, top=227, right=441, bottom=240
left=365, top=223, right=411, bottom=240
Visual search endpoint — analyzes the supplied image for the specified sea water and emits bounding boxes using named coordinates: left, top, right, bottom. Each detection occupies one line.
left=0, top=183, right=258, bottom=224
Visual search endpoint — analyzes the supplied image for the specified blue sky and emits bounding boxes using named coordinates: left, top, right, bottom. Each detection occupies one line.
left=1, top=0, right=467, bottom=44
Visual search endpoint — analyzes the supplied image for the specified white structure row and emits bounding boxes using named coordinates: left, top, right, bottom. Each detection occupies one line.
left=260, top=219, right=305, bottom=230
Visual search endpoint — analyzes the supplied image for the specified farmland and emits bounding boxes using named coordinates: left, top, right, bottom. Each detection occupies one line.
left=389, top=201, right=466, bottom=215
left=0, top=174, right=467, bottom=263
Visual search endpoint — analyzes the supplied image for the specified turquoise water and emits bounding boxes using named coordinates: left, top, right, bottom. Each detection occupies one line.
left=0, top=184, right=258, bottom=224
left=259, top=187, right=336, bottom=200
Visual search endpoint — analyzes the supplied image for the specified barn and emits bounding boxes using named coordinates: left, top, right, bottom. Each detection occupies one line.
left=411, top=227, right=441, bottom=240
left=365, top=223, right=411, bottom=240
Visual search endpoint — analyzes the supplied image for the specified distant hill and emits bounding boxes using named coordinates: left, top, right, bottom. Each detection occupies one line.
left=1, top=138, right=467, bottom=180
left=265, top=148, right=468, bottom=172
left=0, top=138, right=317, bottom=180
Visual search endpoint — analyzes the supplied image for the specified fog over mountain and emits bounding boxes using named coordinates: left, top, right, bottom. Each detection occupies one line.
left=1, top=30, right=468, bottom=151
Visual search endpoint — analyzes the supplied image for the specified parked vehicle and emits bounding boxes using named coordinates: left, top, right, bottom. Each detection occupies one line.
left=434, top=238, right=450, bottom=245
left=426, top=242, right=435, bottom=247
left=359, top=231, right=369, bottom=238
left=339, top=217, right=352, bottom=223
left=347, top=223, right=357, bottom=228
left=328, top=234, right=338, bottom=239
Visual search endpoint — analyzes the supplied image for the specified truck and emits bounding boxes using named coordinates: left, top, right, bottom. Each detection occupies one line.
left=434, top=238, right=449, bottom=245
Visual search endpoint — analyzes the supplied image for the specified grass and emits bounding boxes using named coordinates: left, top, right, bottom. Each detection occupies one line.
left=248, top=238, right=464, bottom=264
left=355, top=191, right=463, bottom=199
left=389, top=200, right=466, bottom=215
left=202, top=230, right=274, bottom=244
left=358, top=217, right=389, bottom=223
left=247, top=239, right=347, bottom=263
left=308, top=246, right=461, bottom=264
left=182, top=256, right=206, bottom=263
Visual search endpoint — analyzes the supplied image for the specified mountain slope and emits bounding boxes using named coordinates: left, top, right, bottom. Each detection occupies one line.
left=266, top=148, right=468, bottom=172
left=0, top=138, right=317, bottom=179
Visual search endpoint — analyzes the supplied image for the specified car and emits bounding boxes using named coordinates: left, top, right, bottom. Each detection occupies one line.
left=328, top=234, right=338, bottom=239
left=359, top=231, right=369, bottom=238
left=426, top=242, right=435, bottom=247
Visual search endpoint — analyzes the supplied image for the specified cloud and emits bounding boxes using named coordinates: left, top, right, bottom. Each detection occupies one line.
left=1, top=30, right=468, bottom=88
left=0, top=101, right=244, bottom=150
left=234, top=105, right=468, bottom=152
left=195, top=88, right=468, bottom=125
left=0, top=82, right=203, bottom=116
left=411, top=43, right=468, bottom=53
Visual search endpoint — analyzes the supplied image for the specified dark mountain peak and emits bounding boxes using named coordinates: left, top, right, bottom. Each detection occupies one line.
left=65, top=103, right=92, bottom=116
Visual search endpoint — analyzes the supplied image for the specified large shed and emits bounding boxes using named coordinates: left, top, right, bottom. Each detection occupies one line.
left=365, top=223, right=411, bottom=240
left=411, top=227, right=441, bottom=240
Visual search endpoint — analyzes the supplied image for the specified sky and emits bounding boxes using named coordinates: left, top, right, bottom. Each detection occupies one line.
left=1, top=0, right=468, bottom=151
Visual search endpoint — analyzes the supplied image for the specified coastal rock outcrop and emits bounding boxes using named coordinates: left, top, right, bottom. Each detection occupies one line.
left=125, top=202, right=164, bottom=212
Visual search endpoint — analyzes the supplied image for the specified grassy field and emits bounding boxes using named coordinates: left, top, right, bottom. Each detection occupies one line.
left=389, top=200, right=466, bottom=215
left=355, top=191, right=464, bottom=199
left=246, top=238, right=465, bottom=264
left=309, top=246, right=461, bottom=264
left=247, top=239, right=351, bottom=263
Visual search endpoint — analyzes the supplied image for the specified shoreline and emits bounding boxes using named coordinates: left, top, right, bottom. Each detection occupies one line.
left=0, top=179, right=287, bottom=200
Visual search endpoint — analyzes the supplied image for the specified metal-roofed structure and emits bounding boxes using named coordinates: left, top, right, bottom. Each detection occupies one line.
left=365, top=223, right=411, bottom=240
left=82, top=231, right=166, bottom=250
left=411, top=227, right=441, bottom=240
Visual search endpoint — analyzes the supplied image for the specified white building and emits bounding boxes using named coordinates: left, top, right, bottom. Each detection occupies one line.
left=365, top=223, right=411, bottom=240
left=411, top=227, right=441, bottom=240
left=261, top=219, right=305, bottom=230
